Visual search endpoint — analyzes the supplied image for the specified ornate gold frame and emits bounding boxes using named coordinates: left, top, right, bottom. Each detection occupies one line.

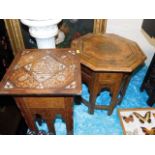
left=93, top=19, right=107, bottom=34
left=4, top=19, right=25, bottom=56
left=4, top=19, right=107, bottom=55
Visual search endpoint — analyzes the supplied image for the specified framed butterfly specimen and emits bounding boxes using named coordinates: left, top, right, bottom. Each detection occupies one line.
left=118, top=108, right=155, bottom=135
left=122, top=115, right=134, bottom=123
left=133, top=111, right=151, bottom=124
left=141, top=127, right=155, bottom=135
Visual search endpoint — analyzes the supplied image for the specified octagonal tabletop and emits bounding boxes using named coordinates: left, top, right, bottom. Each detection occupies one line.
left=71, top=33, right=146, bottom=72
left=0, top=48, right=81, bottom=96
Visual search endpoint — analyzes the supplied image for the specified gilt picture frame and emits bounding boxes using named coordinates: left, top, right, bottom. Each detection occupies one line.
left=4, top=19, right=107, bottom=55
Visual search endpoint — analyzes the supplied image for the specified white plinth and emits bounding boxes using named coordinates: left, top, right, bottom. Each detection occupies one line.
left=20, top=19, right=61, bottom=49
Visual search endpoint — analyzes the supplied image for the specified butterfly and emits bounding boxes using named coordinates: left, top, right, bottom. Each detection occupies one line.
left=122, top=115, right=134, bottom=123
left=133, top=111, right=151, bottom=124
left=141, top=127, right=155, bottom=135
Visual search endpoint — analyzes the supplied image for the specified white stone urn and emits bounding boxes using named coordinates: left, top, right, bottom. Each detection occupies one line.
left=20, top=19, right=61, bottom=49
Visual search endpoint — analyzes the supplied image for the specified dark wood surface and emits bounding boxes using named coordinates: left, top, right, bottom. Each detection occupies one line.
left=0, top=48, right=81, bottom=134
left=142, top=20, right=155, bottom=38
left=0, top=20, right=27, bottom=135
left=140, top=20, right=155, bottom=106
left=0, top=96, right=27, bottom=135
left=72, top=33, right=146, bottom=115
left=141, top=53, right=155, bottom=106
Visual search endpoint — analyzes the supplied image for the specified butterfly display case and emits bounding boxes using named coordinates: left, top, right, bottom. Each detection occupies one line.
left=118, top=108, right=155, bottom=135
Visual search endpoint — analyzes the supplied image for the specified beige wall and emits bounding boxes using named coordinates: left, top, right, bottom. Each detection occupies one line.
left=106, top=19, right=154, bottom=66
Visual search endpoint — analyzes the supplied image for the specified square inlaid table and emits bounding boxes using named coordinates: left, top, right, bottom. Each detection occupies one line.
left=71, top=33, right=146, bottom=115
left=0, top=48, right=81, bottom=135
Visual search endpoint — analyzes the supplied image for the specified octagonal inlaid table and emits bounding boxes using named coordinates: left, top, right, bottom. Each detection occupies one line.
left=71, top=33, right=146, bottom=115
left=0, top=48, right=81, bottom=134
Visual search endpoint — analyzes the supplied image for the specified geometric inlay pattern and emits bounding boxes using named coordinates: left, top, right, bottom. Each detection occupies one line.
left=0, top=49, right=81, bottom=95
left=9, top=50, right=75, bottom=89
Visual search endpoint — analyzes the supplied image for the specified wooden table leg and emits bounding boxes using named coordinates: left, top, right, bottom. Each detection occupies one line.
left=147, top=93, right=155, bottom=106
left=65, top=111, right=73, bottom=135
left=64, top=97, right=73, bottom=135
left=45, top=117, right=56, bottom=135
left=89, top=87, right=98, bottom=114
left=15, top=97, right=38, bottom=132
left=108, top=91, right=119, bottom=115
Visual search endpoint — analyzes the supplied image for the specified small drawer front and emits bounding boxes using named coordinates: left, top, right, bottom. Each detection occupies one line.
left=23, top=97, right=65, bottom=109
left=98, top=72, right=123, bottom=83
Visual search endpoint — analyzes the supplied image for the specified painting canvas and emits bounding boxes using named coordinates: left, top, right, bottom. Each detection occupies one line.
left=4, top=19, right=106, bottom=55
left=56, top=19, right=94, bottom=48
left=118, top=108, right=155, bottom=135
left=19, top=19, right=95, bottom=49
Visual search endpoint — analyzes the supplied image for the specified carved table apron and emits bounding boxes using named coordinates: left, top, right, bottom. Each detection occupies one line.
left=81, top=64, right=131, bottom=115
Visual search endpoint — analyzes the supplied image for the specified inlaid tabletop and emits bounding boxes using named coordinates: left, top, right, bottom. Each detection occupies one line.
left=0, top=48, right=81, bottom=96
left=71, top=33, right=146, bottom=72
